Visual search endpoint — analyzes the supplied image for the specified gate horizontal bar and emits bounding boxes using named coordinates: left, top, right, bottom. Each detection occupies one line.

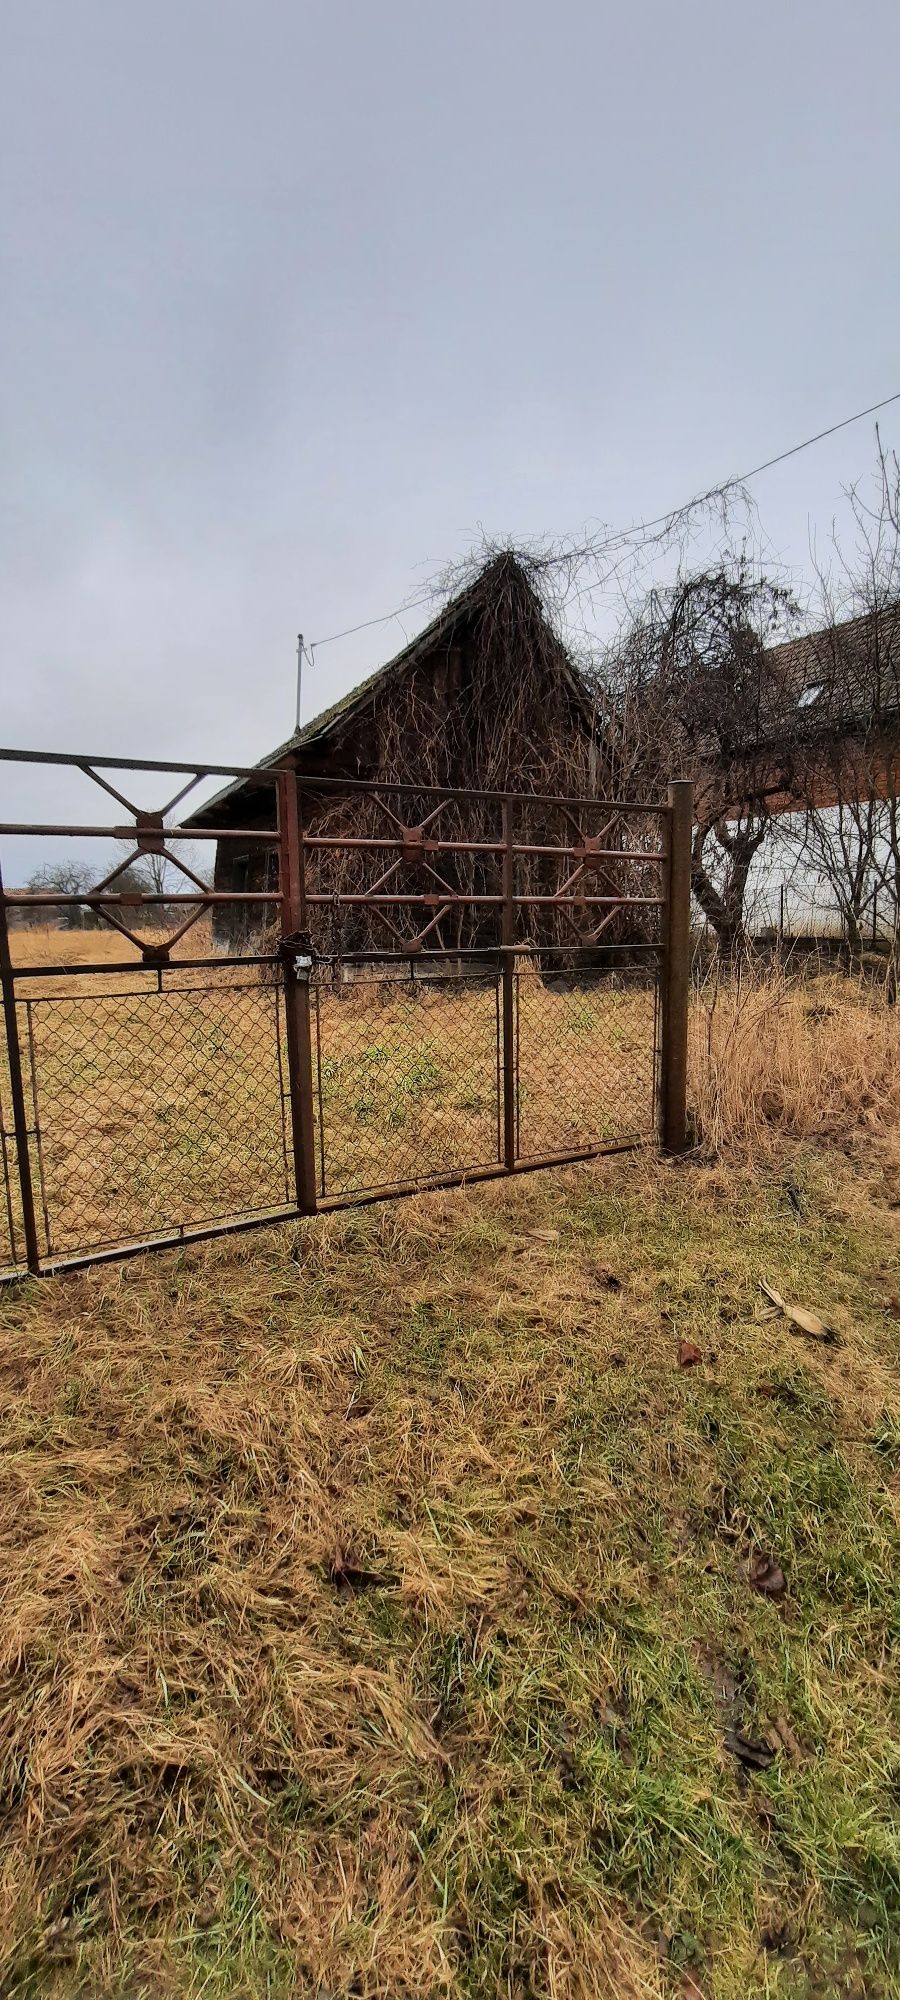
left=7, top=890, right=281, bottom=907
left=0, top=745, right=667, bottom=813
left=0, top=823, right=280, bottom=842
left=296, top=779, right=662, bottom=811
left=0, top=1139, right=652, bottom=1282
left=0, top=1201, right=305, bottom=1281
left=302, top=834, right=664, bottom=862
left=318, top=1141, right=651, bottom=1207
left=0, top=748, right=280, bottom=779
left=7, top=953, right=281, bottom=979
left=305, top=891, right=664, bottom=906
left=304, top=941, right=664, bottom=964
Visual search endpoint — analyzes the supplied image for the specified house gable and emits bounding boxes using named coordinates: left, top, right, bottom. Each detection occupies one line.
left=190, top=553, right=599, bottom=831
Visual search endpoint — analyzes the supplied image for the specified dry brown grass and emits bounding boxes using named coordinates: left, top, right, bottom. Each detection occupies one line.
left=690, top=964, right=900, bottom=1167
left=10, top=925, right=147, bottom=967
left=2, top=939, right=900, bottom=1994
left=1, top=1145, right=900, bottom=1997
left=10, top=919, right=218, bottom=973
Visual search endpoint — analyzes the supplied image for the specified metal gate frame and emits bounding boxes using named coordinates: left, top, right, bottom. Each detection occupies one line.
left=0, top=748, right=692, bottom=1278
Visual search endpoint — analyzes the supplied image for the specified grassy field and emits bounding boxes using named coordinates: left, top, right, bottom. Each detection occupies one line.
left=8, top=920, right=221, bottom=982
left=1, top=939, right=900, bottom=1996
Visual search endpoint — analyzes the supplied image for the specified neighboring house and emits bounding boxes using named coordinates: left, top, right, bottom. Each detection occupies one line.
left=748, top=602, right=900, bottom=814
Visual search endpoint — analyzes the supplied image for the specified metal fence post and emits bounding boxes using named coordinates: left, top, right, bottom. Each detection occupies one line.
left=659, top=779, right=693, bottom=1154
left=0, top=865, right=42, bottom=1271
left=277, top=768, right=319, bottom=1215
left=500, top=797, right=517, bottom=1170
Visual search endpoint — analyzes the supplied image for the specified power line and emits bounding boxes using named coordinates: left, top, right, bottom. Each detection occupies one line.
left=307, top=388, right=900, bottom=651
left=308, top=593, right=437, bottom=650
left=735, top=389, right=900, bottom=484
left=572, top=389, right=900, bottom=556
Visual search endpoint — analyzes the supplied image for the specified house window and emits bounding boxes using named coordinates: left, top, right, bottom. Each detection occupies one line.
left=798, top=683, right=823, bottom=709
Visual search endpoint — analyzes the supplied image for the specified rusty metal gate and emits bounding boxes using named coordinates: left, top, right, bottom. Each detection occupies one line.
left=0, top=750, right=691, bottom=1277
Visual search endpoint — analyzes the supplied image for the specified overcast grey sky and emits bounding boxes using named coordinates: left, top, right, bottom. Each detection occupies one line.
left=2, top=0, right=899, bottom=821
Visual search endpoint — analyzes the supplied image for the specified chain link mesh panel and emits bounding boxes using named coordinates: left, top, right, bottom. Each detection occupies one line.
left=515, top=958, right=659, bottom=1158
left=21, top=973, right=290, bottom=1256
left=313, top=969, right=501, bottom=1196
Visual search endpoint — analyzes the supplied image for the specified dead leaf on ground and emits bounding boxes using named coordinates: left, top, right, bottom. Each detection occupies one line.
left=678, top=1339, right=703, bottom=1368
left=749, top=1551, right=787, bottom=1599
left=697, top=1645, right=739, bottom=1715
left=755, top=1380, right=801, bottom=1407
left=699, top=1645, right=777, bottom=1779
left=597, top=1694, right=630, bottom=1733
left=723, top=1726, right=776, bottom=1771
left=769, top=1712, right=803, bottom=1762
left=526, top=1228, right=560, bottom=1244
left=759, top=1280, right=839, bottom=1345
left=326, top=1545, right=396, bottom=1593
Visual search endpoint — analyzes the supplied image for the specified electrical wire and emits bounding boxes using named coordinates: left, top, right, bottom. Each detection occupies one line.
left=306, top=388, right=900, bottom=651
left=306, top=594, right=437, bottom=649
left=737, top=390, right=900, bottom=483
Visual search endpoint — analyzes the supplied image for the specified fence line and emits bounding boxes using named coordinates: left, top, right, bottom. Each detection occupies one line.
left=0, top=750, right=691, bottom=1277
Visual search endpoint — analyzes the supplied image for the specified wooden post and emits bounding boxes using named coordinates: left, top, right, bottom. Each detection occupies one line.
left=500, top=797, right=517, bottom=1170
left=659, top=779, right=693, bottom=1154
left=277, top=768, right=319, bottom=1214
left=0, top=864, right=42, bottom=1271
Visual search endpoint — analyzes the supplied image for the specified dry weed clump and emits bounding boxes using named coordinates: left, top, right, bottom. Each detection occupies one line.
left=689, top=963, right=900, bottom=1161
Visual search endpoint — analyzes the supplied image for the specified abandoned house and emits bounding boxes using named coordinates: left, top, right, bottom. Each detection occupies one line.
left=189, top=553, right=612, bottom=951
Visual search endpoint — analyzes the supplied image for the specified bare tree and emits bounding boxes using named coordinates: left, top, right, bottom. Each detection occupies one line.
left=602, top=560, right=800, bottom=958
left=24, top=857, right=154, bottom=929
left=799, top=439, right=900, bottom=967
left=107, top=839, right=212, bottom=928
left=25, top=860, right=96, bottom=929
